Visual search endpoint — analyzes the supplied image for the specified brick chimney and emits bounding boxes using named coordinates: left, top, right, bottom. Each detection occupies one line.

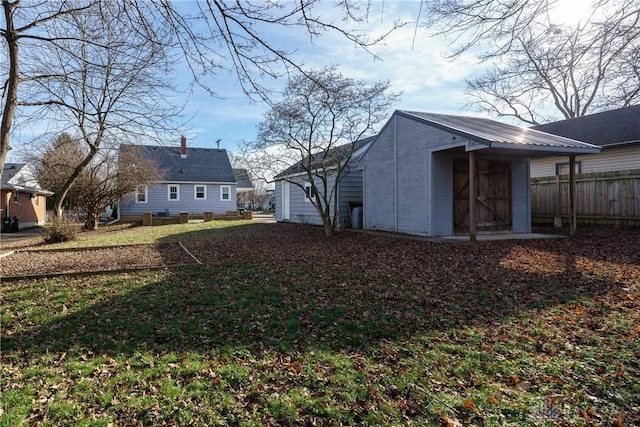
left=180, top=136, right=187, bottom=158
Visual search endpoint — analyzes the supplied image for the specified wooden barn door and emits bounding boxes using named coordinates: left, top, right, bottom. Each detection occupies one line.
left=453, top=159, right=512, bottom=234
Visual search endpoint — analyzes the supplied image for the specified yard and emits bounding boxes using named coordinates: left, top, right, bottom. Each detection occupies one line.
left=1, top=222, right=639, bottom=426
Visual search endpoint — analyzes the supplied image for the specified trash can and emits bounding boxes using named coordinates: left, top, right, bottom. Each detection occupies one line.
left=352, top=207, right=363, bottom=229
left=2, top=217, right=11, bottom=233
left=10, top=216, right=19, bottom=232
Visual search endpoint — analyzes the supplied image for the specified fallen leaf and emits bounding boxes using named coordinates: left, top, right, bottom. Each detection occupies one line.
left=464, top=399, right=476, bottom=411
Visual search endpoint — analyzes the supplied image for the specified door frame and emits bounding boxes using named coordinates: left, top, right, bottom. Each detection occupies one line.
left=282, top=181, right=290, bottom=221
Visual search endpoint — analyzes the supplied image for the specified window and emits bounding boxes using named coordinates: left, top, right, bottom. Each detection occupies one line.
left=194, top=185, right=207, bottom=200
left=33, top=193, right=39, bottom=207
left=304, top=182, right=316, bottom=202
left=13, top=191, right=19, bottom=203
left=135, top=185, right=148, bottom=203
left=556, top=161, right=581, bottom=175
left=168, top=184, right=180, bottom=201
left=220, top=185, right=230, bottom=201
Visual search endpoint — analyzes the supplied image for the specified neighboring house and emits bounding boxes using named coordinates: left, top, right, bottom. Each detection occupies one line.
left=119, top=137, right=237, bottom=220
left=360, top=110, right=600, bottom=237
left=1, top=163, right=53, bottom=229
left=531, top=105, right=640, bottom=177
left=261, top=191, right=276, bottom=211
left=529, top=106, right=640, bottom=227
left=275, top=136, right=375, bottom=227
left=233, top=168, right=255, bottom=209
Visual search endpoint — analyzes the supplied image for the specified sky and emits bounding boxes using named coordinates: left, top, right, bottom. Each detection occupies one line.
left=6, top=0, right=593, bottom=162
left=174, top=1, right=480, bottom=154
left=172, top=0, right=594, bottom=154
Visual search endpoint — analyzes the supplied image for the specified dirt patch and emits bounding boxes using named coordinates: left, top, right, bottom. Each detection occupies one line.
left=0, top=242, right=196, bottom=278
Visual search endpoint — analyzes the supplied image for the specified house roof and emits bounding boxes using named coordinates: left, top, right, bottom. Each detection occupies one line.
left=275, top=136, right=376, bottom=179
left=532, top=105, right=640, bottom=148
left=233, top=168, right=254, bottom=191
left=397, top=110, right=601, bottom=157
left=120, top=144, right=236, bottom=183
left=2, top=163, right=26, bottom=185
left=1, top=163, right=53, bottom=195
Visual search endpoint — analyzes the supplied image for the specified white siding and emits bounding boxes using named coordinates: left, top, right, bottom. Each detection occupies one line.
left=531, top=146, right=640, bottom=177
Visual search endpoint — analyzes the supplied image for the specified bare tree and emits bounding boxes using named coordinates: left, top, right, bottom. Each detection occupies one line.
left=1, top=0, right=96, bottom=178
left=246, top=66, right=399, bottom=237
left=424, top=0, right=640, bottom=122
left=30, top=132, right=85, bottom=212
left=1, top=1, right=403, bottom=179
left=33, top=136, right=162, bottom=230
left=75, top=146, right=162, bottom=230
left=12, top=2, right=179, bottom=218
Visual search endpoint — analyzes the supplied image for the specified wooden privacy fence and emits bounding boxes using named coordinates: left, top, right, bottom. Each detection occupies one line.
left=531, top=169, right=640, bottom=228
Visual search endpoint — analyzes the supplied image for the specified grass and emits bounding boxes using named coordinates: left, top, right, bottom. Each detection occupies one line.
left=28, top=220, right=250, bottom=249
left=1, top=222, right=639, bottom=426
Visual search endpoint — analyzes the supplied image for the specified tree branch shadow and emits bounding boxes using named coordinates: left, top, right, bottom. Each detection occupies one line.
left=3, top=224, right=638, bottom=357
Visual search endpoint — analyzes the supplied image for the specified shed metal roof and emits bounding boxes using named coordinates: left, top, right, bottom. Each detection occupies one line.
left=120, top=144, right=236, bottom=183
left=399, top=111, right=601, bottom=156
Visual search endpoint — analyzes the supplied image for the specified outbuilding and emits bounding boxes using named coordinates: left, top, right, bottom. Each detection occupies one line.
left=360, top=111, right=601, bottom=238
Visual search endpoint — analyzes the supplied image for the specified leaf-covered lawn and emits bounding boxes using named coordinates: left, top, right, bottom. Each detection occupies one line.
left=2, top=223, right=639, bottom=426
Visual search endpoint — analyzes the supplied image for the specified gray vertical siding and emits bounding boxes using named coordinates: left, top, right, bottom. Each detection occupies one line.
left=511, top=159, right=531, bottom=233
left=337, top=170, right=363, bottom=228
left=275, top=175, right=335, bottom=225
left=431, top=152, right=454, bottom=236
left=363, top=115, right=457, bottom=235
left=120, top=183, right=236, bottom=216
left=363, top=120, right=397, bottom=231
left=395, top=116, right=433, bottom=235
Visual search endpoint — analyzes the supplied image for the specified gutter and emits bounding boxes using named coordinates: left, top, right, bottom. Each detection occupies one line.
left=107, top=200, right=121, bottom=225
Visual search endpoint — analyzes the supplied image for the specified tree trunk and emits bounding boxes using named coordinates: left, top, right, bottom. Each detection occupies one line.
left=1, top=2, right=19, bottom=179
left=323, top=220, right=336, bottom=237
left=85, top=212, right=99, bottom=230
left=53, top=145, right=100, bottom=219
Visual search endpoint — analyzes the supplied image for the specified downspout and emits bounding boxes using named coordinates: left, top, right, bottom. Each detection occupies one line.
left=107, top=199, right=120, bottom=225
left=362, top=166, right=366, bottom=229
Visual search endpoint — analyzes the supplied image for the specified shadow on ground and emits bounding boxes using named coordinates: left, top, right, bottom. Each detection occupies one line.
left=3, top=223, right=638, bottom=356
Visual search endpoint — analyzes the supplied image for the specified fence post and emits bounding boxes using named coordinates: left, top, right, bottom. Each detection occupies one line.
left=554, top=175, right=562, bottom=228
left=469, top=151, right=477, bottom=242
left=142, top=212, right=152, bottom=226
left=569, top=156, right=576, bottom=235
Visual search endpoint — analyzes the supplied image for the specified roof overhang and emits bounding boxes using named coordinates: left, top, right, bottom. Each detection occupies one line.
left=486, top=141, right=601, bottom=157
left=600, top=140, right=640, bottom=149
left=1, top=184, right=54, bottom=196
left=432, top=139, right=601, bottom=158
